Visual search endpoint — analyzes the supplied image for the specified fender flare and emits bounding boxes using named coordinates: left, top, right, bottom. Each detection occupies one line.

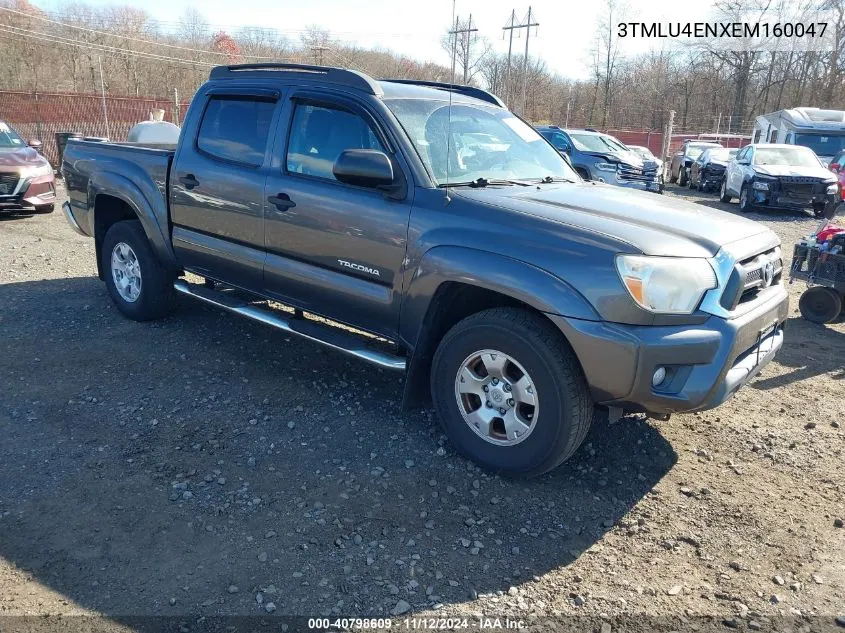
left=398, top=246, right=600, bottom=408
left=88, top=171, right=177, bottom=270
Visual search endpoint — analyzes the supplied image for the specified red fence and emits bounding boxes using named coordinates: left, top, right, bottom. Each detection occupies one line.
left=0, top=91, right=190, bottom=165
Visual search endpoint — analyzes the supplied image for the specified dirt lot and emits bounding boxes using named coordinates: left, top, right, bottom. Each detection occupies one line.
left=0, top=182, right=843, bottom=631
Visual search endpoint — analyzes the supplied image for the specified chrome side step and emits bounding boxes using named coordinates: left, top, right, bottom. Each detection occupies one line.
left=173, top=279, right=406, bottom=371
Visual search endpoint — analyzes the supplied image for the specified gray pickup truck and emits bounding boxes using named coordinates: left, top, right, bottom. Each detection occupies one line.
left=62, top=64, right=788, bottom=477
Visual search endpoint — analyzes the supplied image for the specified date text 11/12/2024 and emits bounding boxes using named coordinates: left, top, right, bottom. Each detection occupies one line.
left=307, top=617, right=526, bottom=630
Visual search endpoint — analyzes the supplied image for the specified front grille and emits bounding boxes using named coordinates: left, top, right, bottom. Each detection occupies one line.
left=720, top=247, right=783, bottom=311
left=617, top=163, right=657, bottom=183
left=776, top=176, right=827, bottom=197
left=0, top=173, right=19, bottom=196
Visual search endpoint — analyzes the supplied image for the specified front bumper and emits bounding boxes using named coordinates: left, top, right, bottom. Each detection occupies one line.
left=549, top=286, right=789, bottom=415
left=700, top=170, right=725, bottom=191
left=0, top=173, right=56, bottom=213
left=751, top=185, right=836, bottom=211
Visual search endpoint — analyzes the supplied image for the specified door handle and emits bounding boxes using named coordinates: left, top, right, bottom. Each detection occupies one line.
left=179, top=174, right=199, bottom=189
left=268, top=193, right=296, bottom=212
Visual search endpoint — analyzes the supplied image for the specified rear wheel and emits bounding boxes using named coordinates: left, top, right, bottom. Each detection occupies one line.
left=678, top=166, right=688, bottom=187
left=720, top=178, right=732, bottom=203
left=799, top=287, right=842, bottom=324
left=102, top=220, right=176, bottom=321
left=431, top=308, right=593, bottom=478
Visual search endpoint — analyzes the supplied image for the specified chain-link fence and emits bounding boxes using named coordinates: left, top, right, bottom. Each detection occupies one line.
left=0, top=90, right=191, bottom=166
left=0, top=90, right=753, bottom=169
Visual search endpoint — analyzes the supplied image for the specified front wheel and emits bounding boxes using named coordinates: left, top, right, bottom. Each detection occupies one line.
left=102, top=220, right=176, bottom=321
left=720, top=178, right=732, bottom=203
left=430, top=308, right=593, bottom=478
left=738, top=184, right=754, bottom=212
left=678, top=166, right=688, bottom=187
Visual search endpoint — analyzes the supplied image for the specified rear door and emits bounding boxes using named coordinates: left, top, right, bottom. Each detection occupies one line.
left=261, top=93, right=412, bottom=338
left=170, top=88, right=282, bottom=289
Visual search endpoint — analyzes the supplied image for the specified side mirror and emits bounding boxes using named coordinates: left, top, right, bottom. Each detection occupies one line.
left=27, top=139, right=42, bottom=149
left=333, top=149, right=394, bottom=189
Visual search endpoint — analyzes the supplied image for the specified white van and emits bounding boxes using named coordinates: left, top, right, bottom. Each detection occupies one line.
left=752, top=108, right=845, bottom=166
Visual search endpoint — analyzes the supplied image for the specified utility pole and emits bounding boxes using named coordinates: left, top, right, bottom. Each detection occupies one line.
left=565, top=83, right=573, bottom=128
left=502, top=8, right=539, bottom=115
left=311, top=45, right=329, bottom=65
left=449, top=14, right=478, bottom=84
left=661, top=109, right=676, bottom=180
left=98, top=56, right=110, bottom=139
left=502, top=10, right=517, bottom=108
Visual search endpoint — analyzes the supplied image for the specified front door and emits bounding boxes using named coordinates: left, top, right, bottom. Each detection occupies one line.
left=262, top=95, right=412, bottom=338
left=170, top=89, right=282, bottom=288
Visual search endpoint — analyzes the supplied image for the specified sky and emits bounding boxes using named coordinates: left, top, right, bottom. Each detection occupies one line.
left=37, top=0, right=716, bottom=79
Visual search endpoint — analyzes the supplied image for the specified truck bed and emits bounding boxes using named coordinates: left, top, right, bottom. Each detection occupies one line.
left=62, top=139, right=174, bottom=239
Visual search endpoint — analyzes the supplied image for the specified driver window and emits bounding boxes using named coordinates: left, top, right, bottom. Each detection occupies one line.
left=286, top=104, right=385, bottom=181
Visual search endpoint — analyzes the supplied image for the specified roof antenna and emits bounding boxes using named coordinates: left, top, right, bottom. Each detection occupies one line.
left=444, top=1, right=457, bottom=204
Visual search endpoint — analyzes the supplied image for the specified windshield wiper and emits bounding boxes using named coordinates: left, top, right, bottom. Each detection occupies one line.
left=538, top=176, right=578, bottom=184
left=440, top=177, right=532, bottom=188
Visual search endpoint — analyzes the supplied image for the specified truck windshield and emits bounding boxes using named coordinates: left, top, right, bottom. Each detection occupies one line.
left=569, top=133, right=627, bottom=154
left=753, top=146, right=822, bottom=168
left=0, top=122, right=26, bottom=149
left=794, top=133, right=845, bottom=157
left=385, top=99, right=577, bottom=186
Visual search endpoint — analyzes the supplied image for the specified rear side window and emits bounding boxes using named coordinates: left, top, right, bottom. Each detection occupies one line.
left=197, top=96, right=276, bottom=166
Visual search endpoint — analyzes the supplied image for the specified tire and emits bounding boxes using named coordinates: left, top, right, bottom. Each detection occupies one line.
left=678, top=166, right=688, bottom=187
left=101, top=219, right=176, bottom=321
left=668, top=165, right=677, bottom=183
left=738, top=184, right=754, bottom=212
left=430, top=307, right=593, bottom=478
left=575, top=167, right=591, bottom=182
left=798, top=287, right=842, bottom=324
left=720, top=178, right=732, bottom=203
left=813, top=203, right=828, bottom=218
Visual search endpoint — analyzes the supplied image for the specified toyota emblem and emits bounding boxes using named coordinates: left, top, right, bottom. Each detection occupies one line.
left=762, top=260, right=775, bottom=287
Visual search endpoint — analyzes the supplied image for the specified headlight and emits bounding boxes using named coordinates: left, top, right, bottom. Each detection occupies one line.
left=826, top=183, right=838, bottom=194
left=594, top=162, right=617, bottom=172
left=615, top=255, right=717, bottom=314
left=752, top=180, right=771, bottom=191
left=21, top=164, right=53, bottom=179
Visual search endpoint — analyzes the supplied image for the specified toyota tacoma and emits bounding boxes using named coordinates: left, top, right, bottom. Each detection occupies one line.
left=62, top=64, right=788, bottom=477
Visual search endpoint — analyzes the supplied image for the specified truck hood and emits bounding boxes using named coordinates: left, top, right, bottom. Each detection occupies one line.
left=456, top=182, right=774, bottom=258
left=582, top=150, right=643, bottom=168
left=753, top=164, right=834, bottom=179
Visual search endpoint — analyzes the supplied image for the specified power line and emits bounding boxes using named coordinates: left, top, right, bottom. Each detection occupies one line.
left=0, top=24, right=217, bottom=67
left=502, top=7, right=539, bottom=115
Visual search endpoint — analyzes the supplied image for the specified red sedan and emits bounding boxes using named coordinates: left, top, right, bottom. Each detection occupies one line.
left=0, top=121, right=56, bottom=214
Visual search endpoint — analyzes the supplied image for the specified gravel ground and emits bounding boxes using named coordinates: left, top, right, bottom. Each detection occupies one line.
left=0, top=182, right=842, bottom=631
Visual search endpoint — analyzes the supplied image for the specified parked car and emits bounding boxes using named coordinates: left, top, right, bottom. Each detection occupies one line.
left=536, top=126, right=662, bottom=192
left=828, top=148, right=845, bottom=201
left=0, top=120, right=56, bottom=214
left=721, top=144, right=838, bottom=216
left=689, top=148, right=738, bottom=192
left=627, top=145, right=663, bottom=171
left=669, top=141, right=723, bottom=186
left=62, top=63, right=788, bottom=477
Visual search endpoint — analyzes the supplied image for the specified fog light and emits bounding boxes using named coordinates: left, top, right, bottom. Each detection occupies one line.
left=652, top=366, right=667, bottom=387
